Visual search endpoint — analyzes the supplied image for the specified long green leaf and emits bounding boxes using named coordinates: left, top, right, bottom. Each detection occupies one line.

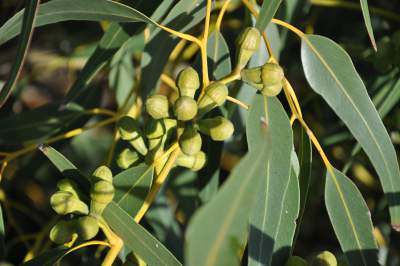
left=359, top=0, right=376, bottom=51
left=113, top=164, right=153, bottom=215
left=0, top=0, right=39, bottom=108
left=301, top=34, right=400, bottom=227
left=325, top=167, right=378, bottom=265
left=103, top=202, right=182, bottom=266
left=255, top=0, right=282, bottom=32
left=0, top=0, right=157, bottom=46
left=246, top=95, right=294, bottom=266
left=185, top=100, right=271, bottom=266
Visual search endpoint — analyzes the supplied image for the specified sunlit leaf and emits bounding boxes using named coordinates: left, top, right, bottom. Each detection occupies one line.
left=255, top=0, right=282, bottom=32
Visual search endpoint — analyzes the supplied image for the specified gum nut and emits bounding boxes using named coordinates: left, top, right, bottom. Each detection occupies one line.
left=92, top=165, right=113, bottom=183
left=179, top=127, right=202, bottom=156
left=285, top=256, right=308, bottom=266
left=198, top=116, right=234, bottom=141
left=57, top=179, right=79, bottom=197
left=261, top=81, right=283, bottom=97
left=192, top=151, right=207, bottom=171
left=236, top=27, right=261, bottom=68
left=145, top=94, right=169, bottom=119
left=311, top=251, right=337, bottom=266
left=76, top=215, right=100, bottom=240
left=174, top=96, right=198, bottom=121
left=261, top=63, right=284, bottom=86
left=90, top=180, right=115, bottom=204
left=240, top=67, right=263, bottom=90
left=145, top=119, right=166, bottom=140
left=177, top=67, right=200, bottom=97
left=49, top=220, right=74, bottom=244
left=116, top=148, right=141, bottom=169
left=50, top=191, right=89, bottom=215
left=117, top=116, right=142, bottom=141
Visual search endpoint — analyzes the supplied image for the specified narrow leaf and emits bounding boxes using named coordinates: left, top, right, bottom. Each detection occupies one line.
left=255, top=0, right=282, bottom=32
left=325, top=167, right=378, bottom=265
left=103, top=202, right=182, bottom=266
left=0, top=0, right=39, bottom=108
left=22, top=247, right=68, bottom=266
left=359, top=0, right=377, bottom=51
left=113, top=164, right=153, bottom=215
left=246, top=95, right=294, bottom=266
left=301, top=34, right=400, bottom=227
left=207, top=31, right=231, bottom=80
left=185, top=99, right=271, bottom=266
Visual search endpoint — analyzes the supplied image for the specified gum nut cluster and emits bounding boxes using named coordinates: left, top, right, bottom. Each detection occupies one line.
left=116, top=66, right=235, bottom=172
left=49, top=165, right=115, bottom=244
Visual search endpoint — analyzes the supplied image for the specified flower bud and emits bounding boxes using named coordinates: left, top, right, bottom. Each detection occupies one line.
left=176, top=151, right=207, bottom=171
left=116, top=148, right=141, bottom=169
left=49, top=220, right=75, bottom=244
left=311, top=251, right=337, bottom=266
left=76, top=215, right=99, bottom=241
left=90, top=180, right=114, bottom=217
left=236, top=27, right=261, bottom=69
left=57, top=179, right=79, bottom=197
left=174, top=96, right=198, bottom=121
left=91, top=165, right=113, bottom=183
left=197, top=82, right=228, bottom=117
left=241, top=62, right=284, bottom=96
left=51, top=191, right=89, bottom=215
left=177, top=67, right=200, bottom=98
left=145, top=119, right=167, bottom=140
left=179, top=126, right=202, bottom=156
left=145, top=94, right=170, bottom=119
left=197, top=116, right=234, bottom=141
left=285, top=256, right=308, bottom=266
left=117, top=116, right=148, bottom=156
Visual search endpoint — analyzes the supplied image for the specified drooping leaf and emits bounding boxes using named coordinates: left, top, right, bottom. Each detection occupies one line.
left=39, top=145, right=90, bottom=194
left=246, top=95, right=294, bottom=266
left=0, top=0, right=158, bottom=46
left=0, top=0, right=39, bottom=108
left=185, top=99, right=272, bottom=266
left=255, top=0, right=282, bottom=32
left=325, top=167, right=378, bottom=265
left=22, top=247, right=68, bottom=266
left=301, top=34, right=400, bottom=227
left=359, top=0, right=377, bottom=51
left=103, top=202, right=182, bottom=266
left=113, top=164, right=153, bottom=215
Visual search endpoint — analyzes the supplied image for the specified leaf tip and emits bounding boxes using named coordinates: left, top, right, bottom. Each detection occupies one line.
left=38, top=144, right=48, bottom=153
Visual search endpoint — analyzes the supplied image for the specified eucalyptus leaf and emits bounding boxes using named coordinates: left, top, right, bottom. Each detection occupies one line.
left=207, top=31, right=231, bottom=80
left=301, top=34, right=400, bottom=227
left=255, top=0, right=282, bottom=32
left=359, top=0, right=377, bottom=51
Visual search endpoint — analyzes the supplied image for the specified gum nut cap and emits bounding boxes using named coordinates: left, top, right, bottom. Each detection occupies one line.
left=92, top=165, right=113, bottom=183
left=116, top=148, right=141, bottom=169
left=311, top=251, right=337, bottom=266
left=261, top=63, right=284, bottom=86
left=179, top=127, right=202, bottom=156
left=50, top=191, right=89, bottom=215
left=237, top=27, right=261, bottom=52
left=76, top=215, right=99, bottom=240
left=117, top=116, right=142, bottom=141
left=177, top=67, right=200, bottom=97
left=57, top=179, right=79, bottom=196
left=145, top=119, right=166, bottom=140
left=49, top=220, right=74, bottom=244
left=198, top=116, right=234, bottom=141
left=174, top=96, right=198, bottom=121
left=90, top=180, right=115, bottom=204
left=261, top=81, right=283, bottom=97
left=145, top=94, right=169, bottom=119
left=285, top=256, right=308, bottom=266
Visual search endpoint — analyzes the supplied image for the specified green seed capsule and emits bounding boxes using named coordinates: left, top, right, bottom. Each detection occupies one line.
left=76, top=215, right=99, bottom=241
left=92, top=165, right=113, bottom=183
left=117, top=116, right=148, bottom=156
left=197, top=83, right=228, bottom=117
left=236, top=27, right=261, bottom=69
left=90, top=180, right=114, bottom=217
left=285, top=256, right=308, bottom=266
left=176, top=151, right=207, bottom=171
left=197, top=116, right=234, bottom=141
left=49, top=220, right=75, bottom=244
left=174, top=96, right=198, bottom=121
left=241, top=62, right=284, bottom=96
left=57, top=179, right=79, bottom=197
left=311, top=251, right=337, bottom=266
left=177, top=67, right=200, bottom=98
left=145, top=119, right=167, bottom=140
left=179, top=126, right=202, bottom=156
left=116, top=148, right=141, bottom=169
left=145, top=94, right=170, bottom=119
left=50, top=191, right=89, bottom=215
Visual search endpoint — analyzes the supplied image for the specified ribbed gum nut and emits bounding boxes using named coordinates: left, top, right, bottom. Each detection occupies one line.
left=90, top=180, right=114, bottom=217
left=311, top=251, right=337, bottom=266
left=241, top=63, right=284, bottom=96
left=240, top=67, right=263, bottom=90
left=285, top=256, right=308, bottom=266
left=76, top=215, right=99, bottom=241
left=176, top=151, right=206, bottom=171
left=179, top=126, right=202, bottom=156
left=197, top=116, right=234, bottom=141
left=57, top=179, right=79, bottom=197
left=116, top=148, right=141, bottom=169
left=50, top=191, right=89, bottom=215
left=261, top=81, right=283, bottom=97
left=174, top=96, right=198, bottom=121
left=117, top=116, right=148, bottom=156
left=145, top=119, right=166, bottom=140
left=145, top=94, right=169, bottom=119
left=197, top=83, right=228, bottom=117
left=92, top=165, right=113, bottom=183
left=236, top=27, right=261, bottom=69
left=177, top=67, right=200, bottom=98
left=261, top=63, right=284, bottom=87
left=49, top=220, right=75, bottom=244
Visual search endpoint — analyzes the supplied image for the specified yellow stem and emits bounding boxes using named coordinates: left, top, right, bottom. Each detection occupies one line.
left=157, top=23, right=202, bottom=47
left=169, top=39, right=187, bottom=61
left=271, top=18, right=305, bottom=38
left=216, top=0, right=232, bottom=32
left=218, top=71, right=241, bottom=85
left=200, top=0, right=213, bottom=89
left=55, top=240, right=111, bottom=265
left=160, top=73, right=178, bottom=91
left=134, top=148, right=180, bottom=223
left=106, top=127, right=119, bottom=167
left=226, top=96, right=249, bottom=109
left=85, top=108, right=116, bottom=117
left=283, top=78, right=303, bottom=118
left=99, top=222, right=124, bottom=266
